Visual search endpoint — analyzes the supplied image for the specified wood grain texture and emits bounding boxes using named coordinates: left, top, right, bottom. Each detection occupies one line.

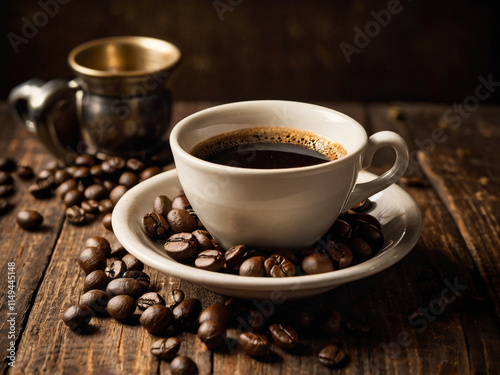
left=1, top=102, right=499, bottom=374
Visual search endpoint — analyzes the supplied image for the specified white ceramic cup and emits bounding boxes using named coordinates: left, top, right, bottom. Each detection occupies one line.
left=170, top=100, right=409, bottom=250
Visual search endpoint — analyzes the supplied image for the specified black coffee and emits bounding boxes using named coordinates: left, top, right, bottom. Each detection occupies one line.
left=191, top=127, right=346, bottom=169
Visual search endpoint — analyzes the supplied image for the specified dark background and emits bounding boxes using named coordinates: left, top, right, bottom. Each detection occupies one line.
left=1, top=0, right=499, bottom=103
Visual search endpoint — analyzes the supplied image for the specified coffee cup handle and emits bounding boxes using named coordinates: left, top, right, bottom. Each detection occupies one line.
left=8, top=78, right=81, bottom=162
left=341, top=131, right=409, bottom=212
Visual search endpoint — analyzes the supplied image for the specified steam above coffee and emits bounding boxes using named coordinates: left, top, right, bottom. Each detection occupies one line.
left=191, top=127, right=347, bottom=169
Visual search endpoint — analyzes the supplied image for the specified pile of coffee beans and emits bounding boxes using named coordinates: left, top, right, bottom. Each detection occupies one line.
left=63, top=234, right=370, bottom=370
left=62, top=235, right=202, bottom=374
left=1, top=153, right=171, bottom=231
left=142, top=193, right=384, bottom=276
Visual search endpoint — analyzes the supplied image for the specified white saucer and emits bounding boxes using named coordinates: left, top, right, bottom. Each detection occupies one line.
left=112, top=169, right=422, bottom=300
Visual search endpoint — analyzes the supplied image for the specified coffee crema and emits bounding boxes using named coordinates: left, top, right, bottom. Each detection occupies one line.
left=191, top=127, right=347, bottom=169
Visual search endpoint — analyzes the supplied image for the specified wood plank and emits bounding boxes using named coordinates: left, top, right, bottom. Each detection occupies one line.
left=0, top=103, right=67, bottom=375
left=391, top=103, right=500, bottom=319
left=366, top=102, right=500, bottom=374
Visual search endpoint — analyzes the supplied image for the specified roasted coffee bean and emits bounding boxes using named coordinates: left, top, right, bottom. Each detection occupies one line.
left=85, top=236, right=111, bottom=257
left=224, top=245, right=247, bottom=272
left=247, top=309, right=272, bottom=332
left=224, top=298, right=247, bottom=322
left=140, top=166, right=161, bottom=180
left=143, top=212, right=170, bottom=240
left=342, top=212, right=381, bottom=230
left=345, top=237, right=372, bottom=259
left=0, top=198, right=10, bottom=214
left=16, top=209, right=43, bottom=230
left=166, top=289, right=185, bottom=309
left=137, top=292, right=165, bottom=310
left=198, top=320, right=226, bottom=349
left=301, top=252, right=334, bottom=275
left=109, top=235, right=128, bottom=258
left=318, top=344, right=348, bottom=368
left=330, top=219, right=352, bottom=239
left=140, top=304, right=173, bottom=333
left=198, top=302, right=231, bottom=327
left=194, top=250, right=225, bottom=272
left=101, top=157, right=125, bottom=175
left=106, top=277, right=145, bottom=299
left=0, top=184, right=14, bottom=197
left=345, top=317, right=370, bottom=334
left=83, top=270, right=108, bottom=292
left=102, top=212, right=113, bottom=231
left=126, top=158, right=145, bottom=172
left=81, top=199, right=100, bottom=213
left=167, top=209, right=198, bottom=233
left=239, top=256, right=266, bottom=277
left=53, top=168, right=70, bottom=185
left=84, top=184, right=108, bottom=201
left=264, top=255, right=295, bottom=277
left=0, top=171, right=13, bottom=185
left=153, top=195, right=172, bottom=217
left=103, top=180, right=118, bottom=192
left=63, top=189, right=84, bottom=207
left=73, top=166, right=91, bottom=182
left=211, top=239, right=223, bottom=251
left=326, top=242, right=353, bottom=269
left=90, top=164, right=103, bottom=177
left=272, top=249, right=300, bottom=264
left=98, top=199, right=114, bottom=215
left=17, top=165, right=34, bottom=180
left=191, top=230, right=213, bottom=251
left=105, top=260, right=126, bottom=280
left=0, top=157, right=16, bottom=172
left=118, top=171, right=138, bottom=188
left=238, top=332, right=269, bottom=358
left=171, top=194, right=191, bottom=210
left=78, top=247, right=106, bottom=275
left=65, top=165, right=78, bottom=176
left=106, top=295, right=136, bottom=321
left=66, top=205, right=87, bottom=225
left=353, top=224, right=384, bottom=252
left=316, top=309, right=342, bottom=336
left=164, top=233, right=198, bottom=261
left=122, top=254, right=143, bottom=271
left=269, top=323, right=299, bottom=349
left=28, top=180, right=52, bottom=198
left=109, top=185, right=128, bottom=204
left=56, top=179, right=77, bottom=198
left=150, top=337, right=181, bottom=360
left=122, top=270, right=151, bottom=290
left=62, top=304, right=94, bottom=331
left=75, top=153, right=96, bottom=167
left=36, top=169, right=54, bottom=183
left=172, top=298, right=202, bottom=328
left=80, top=289, right=110, bottom=314
left=170, top=356, right=198, bottom=375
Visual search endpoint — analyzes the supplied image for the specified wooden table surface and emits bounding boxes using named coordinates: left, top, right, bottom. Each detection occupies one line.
left=0, top=101, right=499, bottom=374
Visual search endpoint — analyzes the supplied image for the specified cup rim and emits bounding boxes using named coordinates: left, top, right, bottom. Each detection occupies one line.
left=68, top=36, right=181, bottom=78
left=170, top=100, right=368, bottom=174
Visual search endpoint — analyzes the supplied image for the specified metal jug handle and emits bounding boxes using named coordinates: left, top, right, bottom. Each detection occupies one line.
left=8, top=79, right=81, bottom=163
